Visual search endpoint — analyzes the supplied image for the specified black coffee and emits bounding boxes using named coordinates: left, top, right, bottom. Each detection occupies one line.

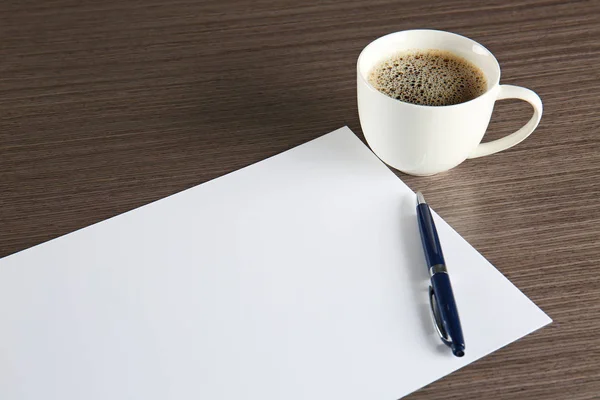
left=368, top=49, right=487, bottom=106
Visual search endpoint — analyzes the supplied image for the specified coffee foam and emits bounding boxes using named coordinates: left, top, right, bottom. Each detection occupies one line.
left=368, top=49, right=487, bottom=106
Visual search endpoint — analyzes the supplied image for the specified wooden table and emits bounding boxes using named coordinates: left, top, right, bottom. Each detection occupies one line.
left=1, top=0, right=599, bottom=398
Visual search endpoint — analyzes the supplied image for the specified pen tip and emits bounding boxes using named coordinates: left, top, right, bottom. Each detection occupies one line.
left=416, top=191, right=426, bottom=205
left=452, top=345, right=465, bottom=358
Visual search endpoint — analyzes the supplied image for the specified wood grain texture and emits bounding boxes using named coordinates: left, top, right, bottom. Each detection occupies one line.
left=1, top=0, right=599, bottom=398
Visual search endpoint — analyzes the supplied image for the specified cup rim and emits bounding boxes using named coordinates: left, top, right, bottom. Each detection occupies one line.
left=357, top=29, right=501, bottom=109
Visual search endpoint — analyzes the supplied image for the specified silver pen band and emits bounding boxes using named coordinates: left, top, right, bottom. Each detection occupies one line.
left=429, top=264, right=448, bottom=277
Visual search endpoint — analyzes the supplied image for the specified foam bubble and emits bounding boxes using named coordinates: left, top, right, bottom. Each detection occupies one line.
left=368, top=49, right=487, bottom=106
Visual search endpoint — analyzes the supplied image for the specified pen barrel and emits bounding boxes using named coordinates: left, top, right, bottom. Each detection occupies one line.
left=417, top=203, right=446, bottom=267
left=430, top=272, right=465, bottom=353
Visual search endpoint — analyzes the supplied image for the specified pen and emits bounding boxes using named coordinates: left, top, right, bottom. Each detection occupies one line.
left=416, top=192, right=465, bottom=357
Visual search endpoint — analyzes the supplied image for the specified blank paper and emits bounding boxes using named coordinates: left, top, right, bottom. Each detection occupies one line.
left=0, top=127, right=550, bottom=399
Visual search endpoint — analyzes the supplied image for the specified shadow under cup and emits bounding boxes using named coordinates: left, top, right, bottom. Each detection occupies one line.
left=357, top=30, right=502, bottom=176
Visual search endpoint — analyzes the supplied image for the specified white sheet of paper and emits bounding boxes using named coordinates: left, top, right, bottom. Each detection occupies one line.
left=0, top=127, right=550, bottom=399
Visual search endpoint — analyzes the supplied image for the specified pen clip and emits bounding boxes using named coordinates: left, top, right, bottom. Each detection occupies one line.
left=428, top=285, right=453, bottom=346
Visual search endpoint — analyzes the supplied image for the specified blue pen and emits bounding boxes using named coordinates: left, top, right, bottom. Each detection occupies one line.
left=416, top=192, right=465, bottom=357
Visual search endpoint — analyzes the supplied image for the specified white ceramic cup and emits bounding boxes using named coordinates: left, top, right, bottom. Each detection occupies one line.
left=357, top=30, right=543, bottom=176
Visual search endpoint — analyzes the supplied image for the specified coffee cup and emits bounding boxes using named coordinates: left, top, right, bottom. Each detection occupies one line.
left=357, top=30, right=542, bottom=176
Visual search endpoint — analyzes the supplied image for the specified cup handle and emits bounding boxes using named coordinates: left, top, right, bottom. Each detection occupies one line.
left=468, top=84, right=543, bottom=159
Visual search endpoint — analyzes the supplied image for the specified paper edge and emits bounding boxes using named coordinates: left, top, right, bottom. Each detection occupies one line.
left=400, top=316, right=552, bottom=399
left=0, top=127, right=353, bottom=262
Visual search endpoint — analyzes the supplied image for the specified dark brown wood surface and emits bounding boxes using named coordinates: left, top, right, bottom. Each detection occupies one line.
left=1, top=0, right=599, bottom=398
